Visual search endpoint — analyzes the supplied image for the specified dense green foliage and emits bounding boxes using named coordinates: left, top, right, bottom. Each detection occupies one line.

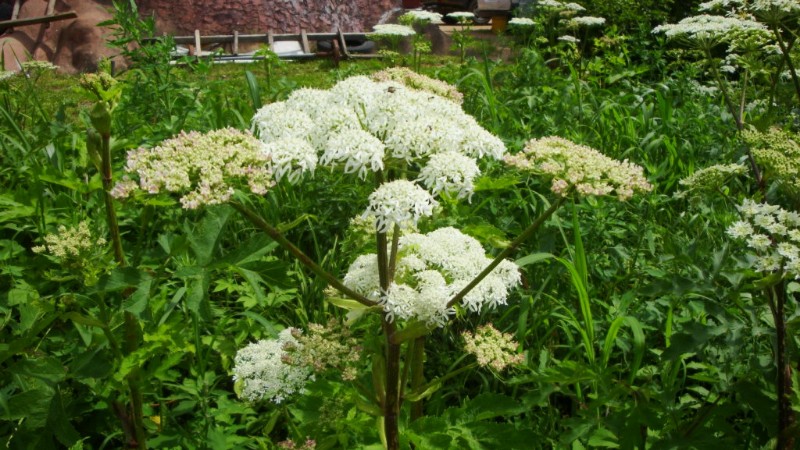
left=2, top=1, right=800, bottom=449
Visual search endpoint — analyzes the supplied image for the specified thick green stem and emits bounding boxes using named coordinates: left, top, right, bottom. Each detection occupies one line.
left=99, top=130, right=146, bottom=450
left=446, top=195, right=568, bottom=309
left=382, top=319, right=401, bottom=450
left=409, top=336, right=426, bottom=421
left=100, top=132, right=126, bottom=267
left=230, top=202, right=376, bottom=307
left=771, top=282, right=796, bottom=450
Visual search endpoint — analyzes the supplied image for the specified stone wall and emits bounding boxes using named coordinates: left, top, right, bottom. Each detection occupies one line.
left=137, top=0, right=404, bottom=35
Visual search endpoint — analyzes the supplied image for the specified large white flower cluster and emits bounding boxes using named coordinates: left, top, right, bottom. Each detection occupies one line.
left=728, top=199, right=800, bottom=276
left=232, top=328, right=313, bottom=403
left=251, top=76, right=505, bottom=199
left=112, top=128, right=273, bottom=209
left=504, top=136, right=651, bottom=200
left=343, top=227, right=521, bottom=327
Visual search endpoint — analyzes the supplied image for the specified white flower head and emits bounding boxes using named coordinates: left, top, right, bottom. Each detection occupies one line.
left=417, top=152, right=480, bottom=200
left=322, top=129, right=385, bottom=179
left=400, top=9, right=444, bottom=24
left=232, top=328, right=313, bottom=403
left=505, top=136, right=652, bottom=200
left=344, top=227, right=521, bottom=327
left=371, top=24, right=416, bottom=37
left=114, top=128, right=273, bottom=208
left=570, top=16, right=606, bottom=27
left=252, top=102, right=315, bottom=143
left=509, top=17, right=536, bottom=26
left=263, top=137, right=318, bottom=183
left=363, top=180, right=438, bottom=232
left=729, top=201, right=800, bottom=279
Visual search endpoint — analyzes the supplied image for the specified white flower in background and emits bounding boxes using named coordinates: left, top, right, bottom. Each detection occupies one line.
left=652, top=14, right=765, bottom=42
left=232, top=328, right=313, bottom=403
left=370, top=67, right=464, bottom=104
left=32, top=221, right=106, bottom=259
left=558, top=35, right=580, bottom=43
left=463, top=324, right=525, bottom=371
left=400, top=9, right=444, bottom=24
left=370, top=24, right=416, bottom=37
left=728, top=200, right=800, bottom=278
left=562, top=2, right=587, bottom=12
left=363, top=180, right=438, bottom=232
left=674, top=163, right=746, bottom=198
left=263, top=137, right=317, bottom=183
left=418, top=151, right=480, bottom=199
left=322, top=129, right=385, bottom=178
left=750, top=0, right=800, bottom=14
left=447, top=11, right=475, bottom=21
left=570, top=16, right=606, bottom=27
left=538, top=0, right=563, bottom=7
left=509, top=17, right=535, bottom=26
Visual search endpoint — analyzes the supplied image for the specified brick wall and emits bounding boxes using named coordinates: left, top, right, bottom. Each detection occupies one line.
left=137, top=0, right=404, bottom=34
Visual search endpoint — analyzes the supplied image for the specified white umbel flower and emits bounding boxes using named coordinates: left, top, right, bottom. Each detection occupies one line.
left=232, top=328, right=313, bottom=403
left=251, top=102, right=315, bottom=143
left=343, top=227, right=521, bottom=327
left=363, top=180, right=438, bottom=232
left=370, top=24, right=416, bottom=37
left=263, top=137, right=318, bottom=183
left=509, top=17, right=535, bottom=26
left=728, top=200, right=800, bottom=278
left=418, top=151, right=480, bottom=199
left=322, top=129, right=386, bottom=178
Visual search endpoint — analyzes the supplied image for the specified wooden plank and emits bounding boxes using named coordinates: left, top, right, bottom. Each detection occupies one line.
left=194, top=29, right=201, bottom=56
left=146, top=32, right=368, bottom=46
left=10, top=0, right=20, bottom=21
left=46, top=0, right=56, bottom=16
left=233, top=30, right=239, bottom=55
left=300, top=29, right=310, bottom=54
left=337, top=29, right=350, bottom=58
left=0, top=11, right=77, bottom=28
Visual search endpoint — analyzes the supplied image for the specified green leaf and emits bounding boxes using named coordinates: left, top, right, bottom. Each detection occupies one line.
left=587, top=427, right=620, bottom=448
left=47, top=387, right=81, bottom=447
left=404, top=379, right=442, bottom=402
left=62, top=312, right=105, bottom=328
left=185, top=270, right=210, bottom=317
left=455, top=393, right=526, bottom=424
left=245, top=70, right=262, bottom=110
left=326, top=296, right=373, bottom=311
left=515, top=252, right=554, bottom=267
left=188, top=206, right=233, bottom=266
left=93, top=267, right=150, bottom=294
left=123, top=276, right=152, bottom=315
